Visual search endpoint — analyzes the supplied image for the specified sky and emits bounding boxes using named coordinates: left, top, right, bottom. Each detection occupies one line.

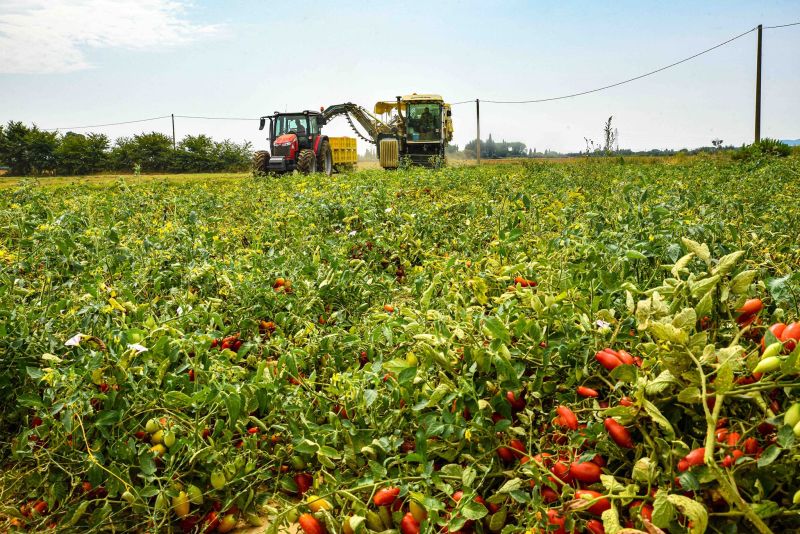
left=1, top=0, right=798, bottom=154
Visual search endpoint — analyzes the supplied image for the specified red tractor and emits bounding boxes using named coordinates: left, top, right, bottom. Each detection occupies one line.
left=253, top=110, right=333, bottom=175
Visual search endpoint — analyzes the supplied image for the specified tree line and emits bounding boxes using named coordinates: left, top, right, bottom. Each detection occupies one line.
left=0, top=121, right=253, bottom=176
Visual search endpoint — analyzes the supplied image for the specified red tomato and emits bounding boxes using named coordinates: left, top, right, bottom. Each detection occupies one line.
left=681, top=447, right=706, bottom=470
left=556, top=406, right=578, bottom=430
left=721, top=449, right=744, bottom=468
left=630, top=500, right=653, bottom=522
left=737, top=298, right=763, bottom=316
left=781, top=322, right=800, bottom=352
left=616, top=350, right=635, bottom=365
left=294, top=473, right=313, bottom=495
left=550, top=460, right=572, bottom=483
left=726, top=432, right=741, bottom=447
left=298, top=513, right=326, bottom=534
left=585, top=518, right=605, bottom=534
left=761, top=323, right=787, bottom=351
left=618, top=397, right=634, bottom=407
left=595, top=351, right=622, bottom=371
left=743, top=437, right=759, bottom=455
left=497, top=446, right=516, bottom=464
left=577, top=386, right=599, bottom=398
left=400, top=512, right=420, bottom=534
left=373, top=486, right=400, bottom=506
left=569, top=461, right=602, bottom=483
left=508, top=439, right=526, bottom=458
left=546, top=509, right=567, bottom=534
left=575, top=490, right=611, bottom=515
left=506, top=391, right=526, bottom=411
left=604, top=418, right=634, bottom=448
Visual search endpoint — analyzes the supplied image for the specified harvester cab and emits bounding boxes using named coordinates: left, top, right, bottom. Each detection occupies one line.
left=254, top=110, right=332, bottom=175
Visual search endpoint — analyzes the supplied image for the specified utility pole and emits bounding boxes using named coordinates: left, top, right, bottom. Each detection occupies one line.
left=171, top=113, right=176, bottom=150
left=476, top=99, right=481, bottom=165
left=755, top=24, right=762, bottom=143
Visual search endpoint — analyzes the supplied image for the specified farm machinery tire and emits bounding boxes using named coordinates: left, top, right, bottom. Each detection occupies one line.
left=317, top=139, right=333, bottom=176
left=253, top=151, right=270, bottom=175
left=296, top=149, right=317, bottom=174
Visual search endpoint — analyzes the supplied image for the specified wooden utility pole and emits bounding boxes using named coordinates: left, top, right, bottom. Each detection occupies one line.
left=755, top=24, right=762, bottom=143
left=171, top=113, right=176, bottom=150
left=476, top=99, right=481, bottom=165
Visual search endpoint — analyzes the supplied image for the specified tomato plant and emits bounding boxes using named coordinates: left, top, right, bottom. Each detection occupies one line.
left=1, top=157, right=800, bottom=533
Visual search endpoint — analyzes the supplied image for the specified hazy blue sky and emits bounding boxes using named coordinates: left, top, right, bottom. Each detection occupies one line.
left=1, top=1, right=798, bottom=153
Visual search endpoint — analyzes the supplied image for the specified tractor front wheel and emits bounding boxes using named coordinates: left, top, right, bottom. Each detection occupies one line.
left=253, top=150, right=270, bottom=175
left=296, top=149, right=317, bottom=174
left=317, top=139, right=333, bottom=176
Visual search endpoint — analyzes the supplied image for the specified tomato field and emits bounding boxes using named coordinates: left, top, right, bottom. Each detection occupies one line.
left=2, top=156, right=800, bottom=534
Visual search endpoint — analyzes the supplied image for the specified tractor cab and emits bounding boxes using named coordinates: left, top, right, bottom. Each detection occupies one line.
left=257, top=111, right=329, bottom=174
left=373, top=94, right=453, bottom=167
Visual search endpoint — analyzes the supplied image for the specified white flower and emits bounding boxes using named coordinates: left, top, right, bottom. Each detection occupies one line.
left=596, top=320, right=611, bottom=329
left=348, top=230, right=357, bottom=237
left=127, top=343, right=148, bottom=353
left=384, top=207, right=392, bottom=213
left=65, top=333, right=83, bottom=347
left=176, top=306, right=184, bottom=316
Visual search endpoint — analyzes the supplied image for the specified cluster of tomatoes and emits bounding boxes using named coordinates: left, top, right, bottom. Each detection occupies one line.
left=210, top=334, right=242, bottom=352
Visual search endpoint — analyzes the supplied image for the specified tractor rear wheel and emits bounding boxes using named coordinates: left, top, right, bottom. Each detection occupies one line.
left=296, top=149, right=317, bottom=174
left=253, top=150, right=270, bottom=175
left=317, top=139, right=333, bottom=176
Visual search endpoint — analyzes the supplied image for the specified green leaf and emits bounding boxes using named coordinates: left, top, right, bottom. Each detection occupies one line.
left=488, top=508, right=507, bottom=532
left=671, top=308, right=696, bottom=330
left=496, top=478, right=522, bottom=494
left=461, top=500, right=488, bottom=520
left=646, top=370, right=677, bottom=395
left=777, top=425, right=795, bottom=449
left=600, top=505, right=622, bottom=534
left=757, top=445, right=782, bottom=467
left=713, top=251, right=744, bottom=276
left=164, top=391, right=192, bottom=408
left=671, top=253, right=694, bottom=277
left=715, top=361, right=734, bottom=394
left=224, top=392, right=241, bottom=426
left=649, top=321, right=688, bottom=344
left=138, top=451, right=156, bottom=476
left=752, top=500, right=781, bottom=519
left=643, top=400, right=675, bottom=439
left=609, top=364, right=637, bottom=383
left=483, top=317, right=510, bottom=344
left=667, top=494, right=708, bottom=533
left=694, top=290, right=713, bottom=319
left=677, top=387, right=701, bottom=404
left=363, top=389, right=378, bottom=407
left=94, top=410, right=121, bottom=426
left=690, top=275, right=720, bottom=299
left=625, top=249, right=648, bottom=260
left=730, top=269, right=757, bottom=294
left=681, top=238, right=710, bottom=265
left=462, top=466, right=476, bottom=488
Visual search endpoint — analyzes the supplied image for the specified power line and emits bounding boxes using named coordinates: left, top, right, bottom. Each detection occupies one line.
left=480, top=26, right=758, bottom=104
left=764, top=21, right=800, bottom=29
left=44, top=115, right=171, bottom=131
left=174, top=115, right=257, bottom=121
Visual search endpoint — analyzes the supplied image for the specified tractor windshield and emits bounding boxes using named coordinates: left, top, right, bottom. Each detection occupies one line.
left=406, top=103, right=442, bottom=142
left=274, top=115, right=309, bottom=137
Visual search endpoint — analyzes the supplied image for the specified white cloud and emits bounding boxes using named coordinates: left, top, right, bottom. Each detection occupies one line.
left=0, top=0, right=220, bottom=74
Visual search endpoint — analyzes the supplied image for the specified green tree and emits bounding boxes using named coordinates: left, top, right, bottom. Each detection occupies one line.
left=56, top=132, right=109, bottom=175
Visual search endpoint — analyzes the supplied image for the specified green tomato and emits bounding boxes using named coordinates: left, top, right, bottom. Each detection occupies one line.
left=762, top=342, right=783, bottom=360
left=210, top=471, right=226, bottom=491
left=753, top=356, right=781, bottom=374
left=785, top=403, right=800, bottom=428
left=145, top=419, right=159, bottom=434
left=187, top=484, right=203, bottom=505
left=163, top=431, right=176, bottom=448
left=121, top=490, right=135, bottom=504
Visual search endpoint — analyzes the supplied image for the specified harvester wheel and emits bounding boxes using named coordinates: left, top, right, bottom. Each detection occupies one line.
left=253, top=150, right=270, bottom=175
left=296, top=149, right=316, bottom=174
left=317, top=139, right=333, bottom=176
